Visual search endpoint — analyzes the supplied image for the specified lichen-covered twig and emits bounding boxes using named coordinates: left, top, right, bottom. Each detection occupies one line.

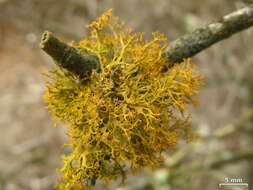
left=40, top=31, right=100, bottom=78
left=166, top=5, right=253, bottom=63
left=40, top=5, right=253, bottom=77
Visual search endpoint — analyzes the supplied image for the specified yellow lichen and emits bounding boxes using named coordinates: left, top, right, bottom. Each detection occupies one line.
left=44, top=9, right=202, bottom=190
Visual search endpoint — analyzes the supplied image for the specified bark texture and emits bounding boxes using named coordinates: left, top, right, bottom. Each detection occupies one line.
left=40, top=6, right=253, bottom=77
left=166, top=5, right=253, bottom=63
left=40, top=31, right=100, bottom=78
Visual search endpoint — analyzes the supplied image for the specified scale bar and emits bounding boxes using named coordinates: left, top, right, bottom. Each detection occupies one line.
left=219, top=183, right=248, bottom=187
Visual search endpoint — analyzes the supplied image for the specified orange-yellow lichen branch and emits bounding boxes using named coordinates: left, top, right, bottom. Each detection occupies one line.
left=44, top=9, right=202, bottom=190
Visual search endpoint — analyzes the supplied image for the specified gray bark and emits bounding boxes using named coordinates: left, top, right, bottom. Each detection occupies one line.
left=40, top=31, right=100, bottom=78
left=40, top=5, right=253, bottom=78
left=166, top=5, right=253, bottom=63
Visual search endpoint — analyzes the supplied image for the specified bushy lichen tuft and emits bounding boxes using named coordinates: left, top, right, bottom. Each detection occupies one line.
left=44, top=9, right=202, bottom=190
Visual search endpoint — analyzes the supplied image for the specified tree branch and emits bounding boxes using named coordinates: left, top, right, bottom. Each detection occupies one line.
left=40, top=31, right=100, bottom=78
left=166, top=5, right=253, bottom=63
left=40, top=5, right=253, bottom=77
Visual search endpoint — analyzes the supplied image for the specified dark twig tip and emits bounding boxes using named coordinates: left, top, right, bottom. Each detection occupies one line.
left=40, top=31, right=52, bottom=48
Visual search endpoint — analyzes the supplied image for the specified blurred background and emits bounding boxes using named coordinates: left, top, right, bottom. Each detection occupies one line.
left=0, top=0, right=253, bottom=190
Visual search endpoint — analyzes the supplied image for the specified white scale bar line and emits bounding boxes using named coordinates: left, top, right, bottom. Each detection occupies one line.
left=219, top=183, right=248, bottom=187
